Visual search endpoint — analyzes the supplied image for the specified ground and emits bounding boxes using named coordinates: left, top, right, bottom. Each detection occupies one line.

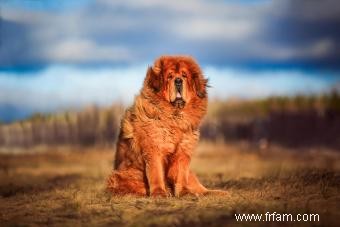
left=0, top=142, right=339, bottom=226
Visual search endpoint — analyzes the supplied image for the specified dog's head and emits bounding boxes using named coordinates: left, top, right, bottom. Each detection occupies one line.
left=145, top=56, right=208, bottom=108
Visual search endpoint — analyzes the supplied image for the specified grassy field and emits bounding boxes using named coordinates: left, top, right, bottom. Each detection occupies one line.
left=0, top=142, right=339, bottom=226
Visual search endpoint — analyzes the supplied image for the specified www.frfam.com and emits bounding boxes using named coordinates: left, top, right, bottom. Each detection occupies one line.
left=235, top=212, right=320, bottom=222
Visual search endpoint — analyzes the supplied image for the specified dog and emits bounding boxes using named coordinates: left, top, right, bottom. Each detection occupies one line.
left=107, top=55, right=226, bottom=197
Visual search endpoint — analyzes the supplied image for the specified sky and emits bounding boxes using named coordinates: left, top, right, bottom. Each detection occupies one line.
left=0, top=0, right=340, bottom=122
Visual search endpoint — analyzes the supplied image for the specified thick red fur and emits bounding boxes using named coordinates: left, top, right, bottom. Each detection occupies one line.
left=107, top=56, right=227, bottom=197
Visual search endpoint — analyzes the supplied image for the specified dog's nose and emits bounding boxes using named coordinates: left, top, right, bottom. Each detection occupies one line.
left=175, top=78, right=182, bottom=86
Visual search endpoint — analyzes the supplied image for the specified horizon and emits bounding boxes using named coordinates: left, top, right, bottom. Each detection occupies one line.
left=1, top=63, right=339, bottom=123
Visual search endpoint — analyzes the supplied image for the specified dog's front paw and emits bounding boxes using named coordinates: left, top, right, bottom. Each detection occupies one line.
left=175, top=184, right=195, bottom=197
left=150, top=187, right=169, bottom=197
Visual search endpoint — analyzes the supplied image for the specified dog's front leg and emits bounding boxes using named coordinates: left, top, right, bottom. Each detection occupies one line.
left=167, top=130, right=201, bottom=196
left=144, top=154, right=168, bottom=197
left=167, top=151, right=190, bottom=197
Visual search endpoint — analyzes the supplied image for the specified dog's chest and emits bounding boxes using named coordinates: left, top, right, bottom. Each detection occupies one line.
left=157, top=120, right=188, bottom=153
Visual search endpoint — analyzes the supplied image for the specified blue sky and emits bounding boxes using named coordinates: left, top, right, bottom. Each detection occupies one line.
left=0, top=0, right=340, bottom=122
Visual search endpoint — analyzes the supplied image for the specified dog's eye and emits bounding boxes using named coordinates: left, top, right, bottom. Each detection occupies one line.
left=182, top=72, right=187, bottom=78
left=168, top=74, right=173, bottom=80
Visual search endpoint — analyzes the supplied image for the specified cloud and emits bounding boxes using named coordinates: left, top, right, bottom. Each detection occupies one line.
left=205, top=67, right=338, bottom=99
left=246, top=38, right=336, bottom=61
left=174, top=18, right=258, bottom=42
left=0, top=65, right=337, bottom=117
left=42, top=39, right=133, bottom=63
left=0, top=65, right=146, bottom=111
left=1, top=0, right=340, bottom=68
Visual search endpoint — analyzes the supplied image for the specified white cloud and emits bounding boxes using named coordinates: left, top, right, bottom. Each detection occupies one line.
left=98, top=0, right=217, bottom=13
left=1, top=0, right=340, bottom=67
left=43, top=39, right=133, bottom=63
left=0, top=65, right=337, bottom=113
left=0, top=65, right=146, bottom=111
left=0, top=0, right=267, bottom=51
left=205, top=67, right=337, bottom=99
left=174, top=18, right=259, bottom=42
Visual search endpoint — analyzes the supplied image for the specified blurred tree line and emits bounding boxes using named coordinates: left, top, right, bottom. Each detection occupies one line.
left=201, top=90, right=340, bottom=149
left=0, top=91, right=339, bottom=149
left=0, top=105, right=123, bottom=148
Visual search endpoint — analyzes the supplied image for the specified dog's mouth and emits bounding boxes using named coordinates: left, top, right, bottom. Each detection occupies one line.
left=171, top=90, right=185, bottom=109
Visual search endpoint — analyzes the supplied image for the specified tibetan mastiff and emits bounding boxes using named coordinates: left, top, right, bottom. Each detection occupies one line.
left=107, top=55, right=226, bottom=197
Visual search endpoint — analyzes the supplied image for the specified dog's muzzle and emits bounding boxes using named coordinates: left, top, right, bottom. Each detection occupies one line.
left=171, top=78, right=185, bottom=108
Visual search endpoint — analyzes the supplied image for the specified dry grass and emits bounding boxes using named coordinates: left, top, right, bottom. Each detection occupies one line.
left=0, top=143, right=339, bottom=226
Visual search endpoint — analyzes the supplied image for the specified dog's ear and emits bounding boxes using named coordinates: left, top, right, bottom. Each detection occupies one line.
left=189, top=59, right=207, bottom=98
left=193, top=74, right=208, bottom=98
left=146, top=58, right=163, bottom=92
